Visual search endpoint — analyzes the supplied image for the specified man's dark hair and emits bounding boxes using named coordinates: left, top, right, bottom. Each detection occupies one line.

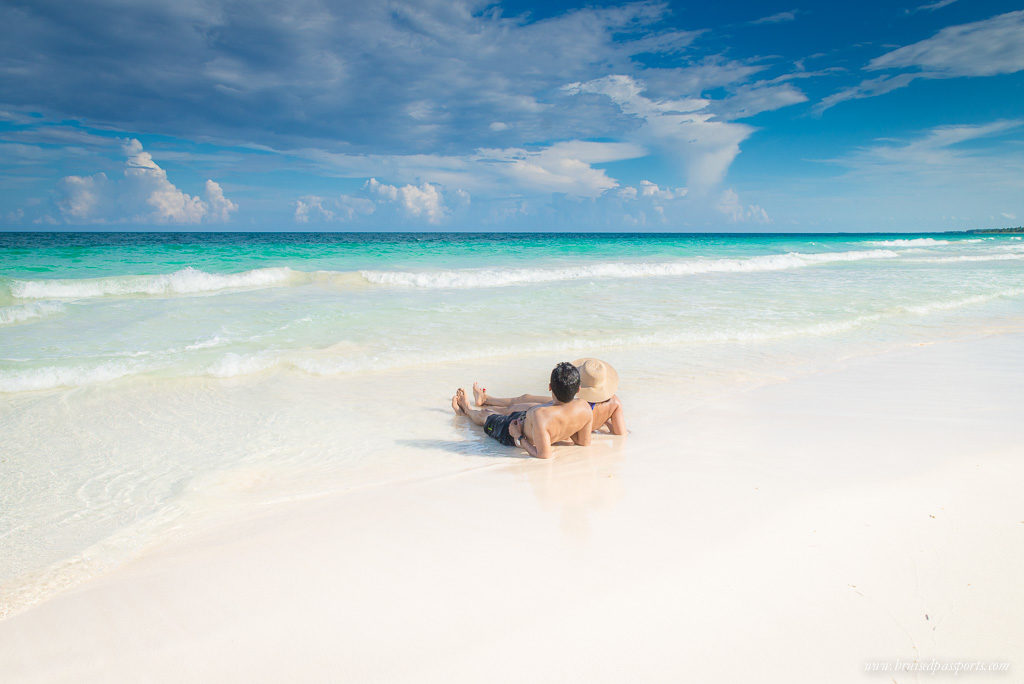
left=550, top=361, right=581, bottom=403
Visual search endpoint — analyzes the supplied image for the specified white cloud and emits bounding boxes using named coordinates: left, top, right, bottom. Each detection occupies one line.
left=489, top=122, right=509, bottom=132
left=367, top=178, right=446, bottom=223
left=55, top=139, right=237, bottom=224
left=124, top=139, right=207, bottom=222
left=294, top=194, right=375, bottom=223
left=713, top=82, right=808, bottom=120
left=717, top=188, right=770, bottom=223
left=1001, top=212, right=1017, bottom=220
left=480, top=141, right=643, bottom=197
left=750, top=10, right=798, bottom=25
left=58, top=173, right=107, bottom=220
left=204, top=180, right=238, bottom=222
left=638, top=180, right=687, bottom=200
left=838, top=120, right=1023, bottom=170
left=869, top=10, right=1024, bottom=76
left=566, top=75, right=753, bottom=191
left=298, top=139, right=645, bottom=200
left=914, top=0, right=958, bottom=12
left=819, top=10, right=1024, bottom=111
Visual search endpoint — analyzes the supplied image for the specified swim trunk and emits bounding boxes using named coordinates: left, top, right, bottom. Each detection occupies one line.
left=484, top=410, right=527, bottom=447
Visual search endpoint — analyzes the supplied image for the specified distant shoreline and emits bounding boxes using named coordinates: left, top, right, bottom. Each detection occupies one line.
left=963, top=226, right=1024, bottom=234
left=2, top=228, right=1024, bottom=237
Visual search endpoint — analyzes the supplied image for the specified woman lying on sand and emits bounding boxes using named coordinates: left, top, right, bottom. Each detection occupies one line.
left=472, top=358, right=626, bottom=435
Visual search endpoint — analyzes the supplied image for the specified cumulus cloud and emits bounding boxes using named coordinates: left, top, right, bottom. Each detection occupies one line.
left=637, top=180, right=687, bottom=200
left=366, top=178, right=448, bottom=223
left=299, top=140, right=645, bottom=200
left=479, top=141, right=644, bottom=197
left=56, top=139, right=237, bottom=224
left=717, top=188, right=770, bottom=223
left=294, top=194, right=376, bottom=223
left=566, top=75, right=753, bottom=191
left=818, top=10, right=1024, bottom=112
left=58, top=173, right=107, bottom=220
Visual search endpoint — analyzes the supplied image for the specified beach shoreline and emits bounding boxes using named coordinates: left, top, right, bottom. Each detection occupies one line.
left=2, top=331, right=1021, bottom=682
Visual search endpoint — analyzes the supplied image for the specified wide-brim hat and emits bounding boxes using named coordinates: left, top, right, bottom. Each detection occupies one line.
left=572, top=357, right=619, bottom=403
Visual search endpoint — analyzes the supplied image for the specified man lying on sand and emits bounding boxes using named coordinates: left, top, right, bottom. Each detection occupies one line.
left=451, top=362, right=593, bottom=459
left=472, top=358, right=626, bottom=435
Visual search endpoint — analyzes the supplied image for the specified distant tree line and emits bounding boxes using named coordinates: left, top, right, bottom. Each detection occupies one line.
left=964, top=226, right=1024, bottom=234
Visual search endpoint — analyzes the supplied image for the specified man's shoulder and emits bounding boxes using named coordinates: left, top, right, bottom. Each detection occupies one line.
left=553, top=399, right=592, bottom=424
left=533, top=399, right=588, bottom=420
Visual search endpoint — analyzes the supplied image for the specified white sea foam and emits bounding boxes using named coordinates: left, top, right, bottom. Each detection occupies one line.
left=185, top=335, right=231, bottom=351
left=4, top=249, right=910, bottom=301
left=193, top=315, right=893, bottom=381
left=865, top=238, right=950, bottom=247
left=9, top=267, right=299, bottom=300
left=205, top=353, right=277, bottom=378
left=910, top=253, right=1024, bottom=264
left=902, top=288, right=1024, bottom=315
left=360, top=250, right=900, bottom=289
left=4, top=277, right=1020, bottom=394
left=0, top=301, right=65, bottom=326
left=0, top=361, right=144, bottom=393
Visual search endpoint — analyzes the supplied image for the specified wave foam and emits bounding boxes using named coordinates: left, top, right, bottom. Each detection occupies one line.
left=866, top=238, right=950, bottom=247
left=0, top=301, right=65, bottom=326
left=0, top=361, right=144, bottom=393
left=360, top=250, right=900, bottom=289
left=9, top=267, right=299, bottom=300
left=910, top=253, right=1024, bottom=264
left=903, top=287, right=1024, bottom=315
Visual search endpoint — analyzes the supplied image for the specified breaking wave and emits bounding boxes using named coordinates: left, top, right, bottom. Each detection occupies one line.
left=866, top=238, right=951, bottom=247
left=359, top=250, right=900, bottom=289
left=6, top=267, right=300, bottom=300
left=4, top=250, right=906, bottom=300
left=0, top=301, right=65, bottom=326
left=13, top=286, right=1022, bottom=394
left=903, top=287, right=1024, bottom=315
left=0, top=360, right=146, bottom=393
left=910, top=253, right=1024, bottom=264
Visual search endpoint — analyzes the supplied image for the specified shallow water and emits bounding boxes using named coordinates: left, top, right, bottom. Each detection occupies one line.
left=2, top=231, right=1023, bottom=615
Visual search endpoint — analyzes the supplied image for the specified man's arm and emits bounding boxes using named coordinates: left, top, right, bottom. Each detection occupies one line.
left=510, top=418, right=553, bottom=459
left=571, top=409, right=593, bottom=446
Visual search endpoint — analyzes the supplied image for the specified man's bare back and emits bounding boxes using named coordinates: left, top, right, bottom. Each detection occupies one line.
left=517, top=398, right=593, bottom=458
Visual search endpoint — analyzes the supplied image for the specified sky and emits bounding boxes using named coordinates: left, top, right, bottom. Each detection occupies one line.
left=0, top=0, right=1022, bottom=232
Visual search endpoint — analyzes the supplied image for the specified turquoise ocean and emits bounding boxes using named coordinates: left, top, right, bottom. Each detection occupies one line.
left=2, top=231, right=1024, bottom=614
left=4, top=232, right=1024, bottom=391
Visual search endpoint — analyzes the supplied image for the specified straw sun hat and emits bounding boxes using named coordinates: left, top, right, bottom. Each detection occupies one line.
left=572, top=358, right=619, bottom=403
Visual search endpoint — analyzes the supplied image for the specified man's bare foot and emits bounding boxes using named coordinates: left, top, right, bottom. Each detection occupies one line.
left=456, top=388, right=472, bottom=415
left=473, top=382, right=488, bottom=406
left=451, top=391, right=464, bottom=415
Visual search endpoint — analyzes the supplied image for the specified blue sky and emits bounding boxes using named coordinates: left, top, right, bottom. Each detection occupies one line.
left=1, top=0, right=1022, bottom=231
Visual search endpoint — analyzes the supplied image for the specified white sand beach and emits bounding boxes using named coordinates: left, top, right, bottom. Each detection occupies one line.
left=1, top=330, right=1021, bottom=682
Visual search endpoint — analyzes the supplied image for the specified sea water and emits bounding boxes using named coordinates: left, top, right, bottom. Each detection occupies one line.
left=2, top=231, right=1023, bottom=614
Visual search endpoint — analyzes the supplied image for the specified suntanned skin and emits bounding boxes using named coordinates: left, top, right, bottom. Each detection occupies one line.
left=452, top=387, right=592, bottom=459
left=473, top=382, right=626, bottom=435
